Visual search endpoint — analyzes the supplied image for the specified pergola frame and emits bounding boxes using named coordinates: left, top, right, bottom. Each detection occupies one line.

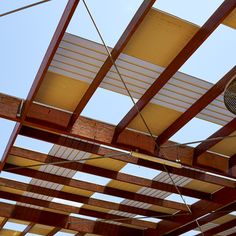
left=1, top=0, right=236, bottom=235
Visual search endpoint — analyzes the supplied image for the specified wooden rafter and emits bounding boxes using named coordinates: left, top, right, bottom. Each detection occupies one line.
left=0, top=218, right=8, bottom=230
left=47, top=227, right=61, bottom=236
left=10, top=147, right=212, bottom=201
left=113, top=0, right=236, bottom=141
left=68, top=0, right=156, bottom=129
left=149, top=187, right=236, bottom=235
left=194, top=117, right=236, bottom=159
left=195, top=218, right=236, bottom=236
left=0, top=177, right=170, bottom=218
left=0, top=202, right=143, bottom=236
left=0, top=0, right=80, bottom=171
left=0, top=92, right=232, bottom=179
left=4, top=163, right=189, bottom=211
left=156, top=66, right=236, bottom=145
left=19, top=223, right=34, bottom=236
left=18, top=126, right=235, bottom=188
left=0, top=190, right=157, bottom=229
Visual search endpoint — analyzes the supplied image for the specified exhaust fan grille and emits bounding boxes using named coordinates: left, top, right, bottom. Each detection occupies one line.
left=224, top=78, right=236, bottom=115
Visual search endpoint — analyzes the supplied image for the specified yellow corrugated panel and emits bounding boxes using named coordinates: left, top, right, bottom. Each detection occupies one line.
left=209, top=130, right=236, bottom=157
left=0, top=229, right=21, bottom=236
left=184, top=179, right=221, bottom=193
left=223, top=8, right=236, bottom=29
left=7, top=155, right=42, bottom=171
left=61, top=186, right=93, bottom=197
left=128, top=103, right=182, bottom=136
left=29, top=224, right=53, bottom=235
left=212, top=214, right=236, bottom=224
left=85, top=155, right=126, bottom=171
left=123, top=8, right=199, bottom=67
left=107, top=180, right=141, bottom=192
left=35, top=71, right=89, bottom=111
left=149, top=205, right=177, bottom=214
left=82, top=204, right=110, bottom=213
left=8, top=219, right=29, bottom=225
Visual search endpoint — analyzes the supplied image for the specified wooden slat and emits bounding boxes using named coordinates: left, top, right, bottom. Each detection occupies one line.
left=19, top=126, right=235, bottom=188
left=10, top=147, right=212, bottom=201
left=0, top=217, right=8, bottom=229
left=195, top=218, right=236, bottom=236
left=0, top=92, right=233, bottom=182
left=194, top=118, right=236, bottom=159
left=147, top=187, right=236, bottom=235
left=0, top=0, right=80, bottom=171
left=0, top=190, right=157, bottom=229
left=156, top=66, right=236, bottom=145
left=0, top=177, right=171, bottom=218
left=113, top=0, right=236, bottom=140
left=0, top=202, right=144, bottom=236
left=4, top=163, right=189, bottom=211
left=19, top=223, right=34, bottom=236
left=68, top=0, right=156, bottom=129
left=47, top=227, right=61, bottom=236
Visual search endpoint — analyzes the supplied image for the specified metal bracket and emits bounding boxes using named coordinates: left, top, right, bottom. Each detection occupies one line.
left=16, top=99, right=24, bottom=118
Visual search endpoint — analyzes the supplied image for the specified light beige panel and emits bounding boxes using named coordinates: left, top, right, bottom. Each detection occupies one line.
left=123, top=8, right=199, bottom=67
left=108, top=180, right=141, bottom=193
left=128, top=103, right=182, bottom=136
left=149, top=205, right=177, bottom=214
left=29, top=224, right=54, bottom=235
left=209, top=130, right=236, bottom=156
left=35, top=71, right=89, bottom=111
left=212, top=214, right=236, bottom=224
left=61, top=186, right=93, bottom=197
left=86, top=155, right=126, bottom=172
left=184, top=179, right=221, bottom=193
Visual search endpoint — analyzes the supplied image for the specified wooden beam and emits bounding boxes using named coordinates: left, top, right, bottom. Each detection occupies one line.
left=229, top=154, right=236, bottom=176
left=0, top=190, right=157, bottom=229
left=113, top=0, right=236, bottom=140
left=68, top=0, right=156, bottom=129
left=0, top=217, right=8, bottom=229
left=18, top=126, right=235, bottom=188
left=4, top=163, right=189, bottom=211
left=19, top=223, right=34, bottom=236
left=149, top=187, right=236, bottom=235
left=195, top=218, right=236, bottom=236
left=0, top=0, right=80, bottom=171
left=0, top=177, right=171, bottom=218
left=0, top=202, right=144, bottom=236
left=47, top=227, right=61, bottom=236
left=194, top=117, right=236, bottom=159
left=0, top=92, right=233, bottom=181
left=10, top=147, right=212, bottom=201
left=156, top=66, right=236, bottom=145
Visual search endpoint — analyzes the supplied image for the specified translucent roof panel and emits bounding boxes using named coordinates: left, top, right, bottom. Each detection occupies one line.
left=154, top=0, right=223, bottom=26
left=3, top=221, right=28, bottom=231
left=165, top=193, right=199, bottom=205
left=0, top=171, right=32, bottom=184
left=91, top=193, right=125, bottom=204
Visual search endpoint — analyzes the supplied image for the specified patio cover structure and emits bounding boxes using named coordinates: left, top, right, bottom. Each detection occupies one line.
left=0, top=0, right=236, bottom=235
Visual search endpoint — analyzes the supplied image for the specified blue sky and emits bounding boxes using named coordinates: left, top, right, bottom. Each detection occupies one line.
left=0, top=1, right=235, bottom=235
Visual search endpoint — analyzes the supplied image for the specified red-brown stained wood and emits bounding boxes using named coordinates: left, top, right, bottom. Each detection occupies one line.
left=0, top=190, right=156, bottom=229
left=195, top=218, right=236, bottom=236
left=194, top=117, right=236, bottom=159
left=18, top=126, right=235, bottom=187
left=4, top=163, right=189, bottom=211
left=10, top=146, right=211, bottom=200
left=0, top=0, right=80, bottom=172
left=19, top=223, right=34, bottom=236
left=114, top=0, right=236, bottom=140
left=68, top=0, right=156, bottom=129
left=0, top=202, right=144, bottom=236
left=156, top=66, right=236, bottom=145
left=0, top=177, right=171, bottom=218
left=149, top=187, right=236, bottom=235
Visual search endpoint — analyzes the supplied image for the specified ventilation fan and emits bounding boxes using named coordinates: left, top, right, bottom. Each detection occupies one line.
left=224, top=77, right=236, bottom=115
